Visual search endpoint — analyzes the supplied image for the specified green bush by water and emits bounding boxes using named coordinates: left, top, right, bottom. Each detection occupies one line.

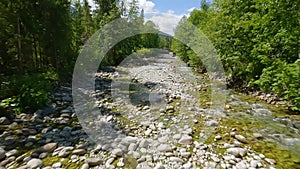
left=0, top=70, right=58, bottom=114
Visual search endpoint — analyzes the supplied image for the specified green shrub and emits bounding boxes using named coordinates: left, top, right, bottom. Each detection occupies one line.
left=18, top=75, right=53, bottom=110
left=0, top=70, right=58, bottom=113
left=253, top=59, right=300, bottom=111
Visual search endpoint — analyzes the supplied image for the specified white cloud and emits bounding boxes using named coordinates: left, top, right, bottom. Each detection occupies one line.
left=85, top=0, right=188, bottom=36
left=118, top=0, right=155, bottom=14
left=187, top=7, right=196, bottom=12
left=146, top=11, right=186, bottom=36
left=138, top=0, right=155, bottom=14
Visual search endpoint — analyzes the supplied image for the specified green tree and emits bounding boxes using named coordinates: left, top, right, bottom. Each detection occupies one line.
left=173, top=0, right=300, bottom=110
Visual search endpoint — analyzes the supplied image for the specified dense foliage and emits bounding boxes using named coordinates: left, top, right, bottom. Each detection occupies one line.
left=172, top=0, right=300, bottom=111
left=0, top=0, right=164, bottom=113
left=0, top=71, right=58, bottom=114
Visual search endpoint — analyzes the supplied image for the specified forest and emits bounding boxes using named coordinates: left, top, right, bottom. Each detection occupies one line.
left=0, top=0, right=164, bottom=114
left=172, top=0, right=300, bottom=112
left=0, top=0, right=299, bottom=114
left=0, top=0, right=299, bottom=168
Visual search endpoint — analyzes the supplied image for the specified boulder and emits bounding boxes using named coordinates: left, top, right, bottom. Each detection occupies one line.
left=26, top=158, right=43, bottom=169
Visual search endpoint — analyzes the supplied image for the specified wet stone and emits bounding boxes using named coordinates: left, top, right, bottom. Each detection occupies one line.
left=39, top=152, right=48, bottom=159
left=0, top=156, right=15, bottom=166
left=234, top=135, right=248, bottom=144
left=81, top=163, right=89, bottom=169
left=253, top=133, right=263, bottom=139
left=173, top=134, right=181, bottom=140
left=226, top=148, right=247, bottom=157
left=157, top=144, right=172, bottom=152
left=58, top=149, right=70, bottom=158
left=205, top=120, right=218, bottom=127
left=52, top=162, right=62, bottom=168
left=72, top=149, right=86, bottom=155
left=169, top=157, right=184, bottom=163
left=4, top=136, right=15, bottom=145
left=0, top=117, right=10, bottom=125
left=111, top=148, right=123, bottom=156
left=0, top=148, right=6, bottom=160
left=86, top=158, right=103, bottom=166
left=235, top=161, right=247, bottom=169
left=40, top=143, right=58, bottom=153
left=178, top=135, right=193, bottom=145
left=26, top=158, right=43, bottom=169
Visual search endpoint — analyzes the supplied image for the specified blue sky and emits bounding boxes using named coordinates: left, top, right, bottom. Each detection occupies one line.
left=150, top=0, right=201, bottom=14
left=134, top=0, right=202, bottom=35
left=87, top=0, right=201, bottom=35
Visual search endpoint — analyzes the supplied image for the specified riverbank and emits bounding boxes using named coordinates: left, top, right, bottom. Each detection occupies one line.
left=0, top=51, right=299, bottom=169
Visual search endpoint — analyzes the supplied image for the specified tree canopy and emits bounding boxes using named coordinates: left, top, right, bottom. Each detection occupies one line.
left=0, top=0, right=163, bottom=113
left=172, top=0, right=300, bottom=111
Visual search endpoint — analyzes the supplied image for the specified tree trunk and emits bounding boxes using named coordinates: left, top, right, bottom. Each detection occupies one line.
left=17, top=17, right=24, bottom=74
left=33, top=35, right=38, bottom=71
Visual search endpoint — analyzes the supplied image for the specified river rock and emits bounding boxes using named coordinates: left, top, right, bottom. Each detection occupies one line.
left=154, top=163, right=165, bottom=169
left=0, top=156, right=15, bottom=166
left=106, top=157, right=115, bottom=166
left=38, top=152, right=48, bottom=159
left=158, top=136, right=169, bottom=143
left=253, top=133, right=263, bottom=139
left=183, top=162, right=192, bottom=169
left=72, top=149, right=86, bottom=155
left=173, top=134, right=181, bottom=140
left=166, top=105, right=175, bottom=113
left=155, top=121, right=163, bottom=128
left=181, top=152, right=191, bottom=158
left=123, top=136, right=138, bottom=144
left=215, top=135, right=222, bottom=140
left=234, top=135, right=248, bottom=143
left=132, top=151, right=141, bottom=159
left=16, top=154, right=26, bottom=163
left=144, top=129, right=152, bottom=136
left=205, top=161, right=217, bottom=168
left=0, top=117, right=10, bottom=125
left=26, top=158, right=43, bottom=169
left=128, top=143, right=137, bottom=151
left=0, top=148, right=6, bottom=160
left=81, top=163, right=89, bottom=169
left=235, top=161, right=247, bottom=169
left=5, top=149, right=17, bottom=158
left=250, top=160, right=259, bottom=168
left=157, top=144, right=172, bottom=152
left=86, top=158, right=103, bottom=166
left=117, top=158, right=125, bottom=167
left=143, top=106, right=150, bottom=110
left=52, top=162, right=62, bottom=168
left=60, top=109, right=72, bottom=114
left=44, top=143, right=58, bottom=151
left=265, top=158, right=276, bottom=165
left=205, top=120, right=218, bottom=127
left=169, top=157, right=184, bottom=163
left=4, top=136, right=15, bottom=145
left=178, top=135, right=193, bottom=145
left=139, top=139, right=150, bottom=148
left=293, top=121, right=300, bottom=130
left=62, top=96, right=72, bottom=102
left=111, top=148, right=123, bottom=156
left=224, top=104, right=231, bottom=109
left=226, top=148, right=247, bottom=157
left=60, top=113, right=70, bottom=118
left=58, top=149, right=69, bottom=158
left=33, top=143, right=57, bottom=154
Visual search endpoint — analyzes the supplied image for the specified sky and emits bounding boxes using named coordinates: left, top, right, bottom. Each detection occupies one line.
left=87, top=0, right=201, bottom=35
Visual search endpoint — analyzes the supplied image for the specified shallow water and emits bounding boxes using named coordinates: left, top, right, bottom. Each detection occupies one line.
left=115, top=50, right=300, bottom=166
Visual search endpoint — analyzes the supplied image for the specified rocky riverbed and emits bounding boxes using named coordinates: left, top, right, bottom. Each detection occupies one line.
left=0, top=50, right=299, bottom=169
